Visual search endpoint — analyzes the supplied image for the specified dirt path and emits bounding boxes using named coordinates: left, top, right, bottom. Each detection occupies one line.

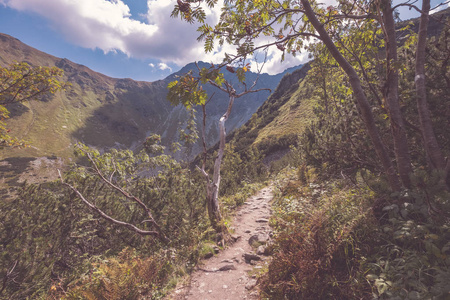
left=169, top=186, right=273, bottom=300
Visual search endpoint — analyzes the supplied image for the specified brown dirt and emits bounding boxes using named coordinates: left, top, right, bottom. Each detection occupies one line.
left=167, top=186, right=273, bottom=300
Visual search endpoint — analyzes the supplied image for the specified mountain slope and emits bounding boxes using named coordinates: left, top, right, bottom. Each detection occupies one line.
left=0, top=33, right=296, bottom=160
left=228, top=64, right=314, bottom=158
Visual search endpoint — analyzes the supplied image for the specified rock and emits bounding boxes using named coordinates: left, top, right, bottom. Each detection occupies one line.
left=223, top=285, right=228, bottom=289
left=245, top=229, right=251, bottom=233
left=245, top=279, right=258, bottom=290
left=249, top=233, right=270, bottom=246
left=255, top=218, right=269, bottom=223
left=248, top=235, right=258, bottom=246
left=243, top=253, right=261, bottom=263
left=203, top=252, right=214, bottom=259
left=256, top=245, right=266, bottom=255
left=231, top=234, right=241, bottom=242
left=213, top=246, right=220, bottom=254
left=218, top=264, right=236, bottom=271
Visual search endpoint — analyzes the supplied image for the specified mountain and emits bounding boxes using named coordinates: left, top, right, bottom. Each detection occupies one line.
left=0, top=32, right=300, bottom=161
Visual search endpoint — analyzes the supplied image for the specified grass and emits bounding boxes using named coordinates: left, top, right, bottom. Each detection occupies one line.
left=254, top=79, right=317, bottom=145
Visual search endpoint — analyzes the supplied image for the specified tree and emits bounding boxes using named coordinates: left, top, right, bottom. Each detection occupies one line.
left=59, top=142, right=170, bottom=243
left=167, top=63, right=270, bottom=231
left=0, top=62, right=67, bottom=148
left=414, top=0, right=448, bottom=184
left=172, top=0, right=448, bottom=191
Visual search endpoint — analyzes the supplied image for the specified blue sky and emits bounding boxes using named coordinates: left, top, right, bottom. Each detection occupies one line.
left=0, top=0, right=447, bottom=82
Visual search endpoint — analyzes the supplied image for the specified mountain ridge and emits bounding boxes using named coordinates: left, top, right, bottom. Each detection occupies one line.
left=0, top=32, right=301, bottom=161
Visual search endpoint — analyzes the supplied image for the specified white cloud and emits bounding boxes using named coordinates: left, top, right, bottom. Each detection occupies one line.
left=431, top=1, right=450, bottom=14
left=148, top=63, right=155, bottom=68
left=158, top=62, right=172, bottom=72
left=1, top=0, right=307, bottom=73
left=0, top=0, right=219, bottom=65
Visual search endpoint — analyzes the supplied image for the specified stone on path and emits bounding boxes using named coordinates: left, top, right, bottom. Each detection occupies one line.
left=218, top=264, right=236, bottom=271
left=243, top=253, right=261, bottom=263
left=257, top=245, right=266, bottom=255
left=245, top=279, right=258, bottom=290
left=231, top=234, right=241, bottom=242
left=255, top=218, right=269, bottom=223
left=248, top=233, right=270, bottom=246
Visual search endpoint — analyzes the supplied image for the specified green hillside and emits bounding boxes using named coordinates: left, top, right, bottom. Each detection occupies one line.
left=0, top=33, right=172, bottom=159
left=0, top=34, right=293, bottom=161
left=227, top=64, right=314, bottom=162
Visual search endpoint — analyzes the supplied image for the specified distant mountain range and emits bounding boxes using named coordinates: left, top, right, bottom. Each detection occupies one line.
left=0, top=32, right=301, bottom=160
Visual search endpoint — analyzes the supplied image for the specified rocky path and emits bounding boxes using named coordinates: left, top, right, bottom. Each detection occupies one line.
left=169, top=186, right=274, bottom=300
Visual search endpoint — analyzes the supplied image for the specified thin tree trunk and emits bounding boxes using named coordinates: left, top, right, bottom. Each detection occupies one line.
left=415, top=0, right=447, bottom=179
left=381, top=0, right=412, bottom=188
left=301, top=0, right=401, bottom=191
left=206, top=95, right=235, bottom=231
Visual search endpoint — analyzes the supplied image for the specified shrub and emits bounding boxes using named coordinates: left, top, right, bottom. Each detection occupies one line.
left=260, top=173, right=376, bottom=299
left=64, top=248, right=173, bottom=300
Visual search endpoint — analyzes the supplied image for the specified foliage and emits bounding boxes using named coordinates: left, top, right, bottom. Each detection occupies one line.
left=0, top=61, right=67, bottom=105
left=0, top=182, right=109, bottom=299
left=64, top=248, right=173, bottom=300
left=260, top=168, right=376, bottom=299
left=0, top=130, right=270, bottom=298
left=0, top=140, right=208, bottom=298
left=262, top=165, right=450, bottom=299
left=293, top=23, right=450, bottom=184
left=0, top=105, right=26, bottom=148
left=66, top=142, right=208, bottom=249
left=398, top=24, right=450, bottom=165
left=0, top=61, right=68, bottom=149
left=366, top=171, right=450, bottom=299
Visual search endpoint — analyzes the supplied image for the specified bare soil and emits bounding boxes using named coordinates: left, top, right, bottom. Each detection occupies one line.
left=168, top=186, right=273, bottom=300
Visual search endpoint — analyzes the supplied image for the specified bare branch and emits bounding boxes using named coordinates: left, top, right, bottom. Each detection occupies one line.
left=58, top=169, right=169, bottom=242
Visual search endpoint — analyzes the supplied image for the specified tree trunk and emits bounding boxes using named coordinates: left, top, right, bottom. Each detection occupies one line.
left=415, top=0, right=447, bottom=180
left=301, top=0, right=401, bottom=191
left=206, top=95, right=235, bottom=231
left=381, top=0, right=412, bottom=188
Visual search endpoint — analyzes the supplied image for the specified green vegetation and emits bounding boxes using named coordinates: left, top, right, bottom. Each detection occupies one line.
left=0, top=129, right=268, bottom=298
left=0, top=62, right=67, bottom=149
left=1, top=1, right=450, bottom=299
left=255, top=18, right=450, bottom=300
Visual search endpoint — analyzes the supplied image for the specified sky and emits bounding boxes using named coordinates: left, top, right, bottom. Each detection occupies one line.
left=0, top=0, right=448, bottom=82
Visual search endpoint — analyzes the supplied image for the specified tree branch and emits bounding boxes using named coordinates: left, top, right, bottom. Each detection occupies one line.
left=58, top=169, right=169, bottom=242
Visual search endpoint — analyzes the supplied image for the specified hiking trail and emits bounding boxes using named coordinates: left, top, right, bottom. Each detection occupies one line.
left=168, top=186, right=274, bottom=300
